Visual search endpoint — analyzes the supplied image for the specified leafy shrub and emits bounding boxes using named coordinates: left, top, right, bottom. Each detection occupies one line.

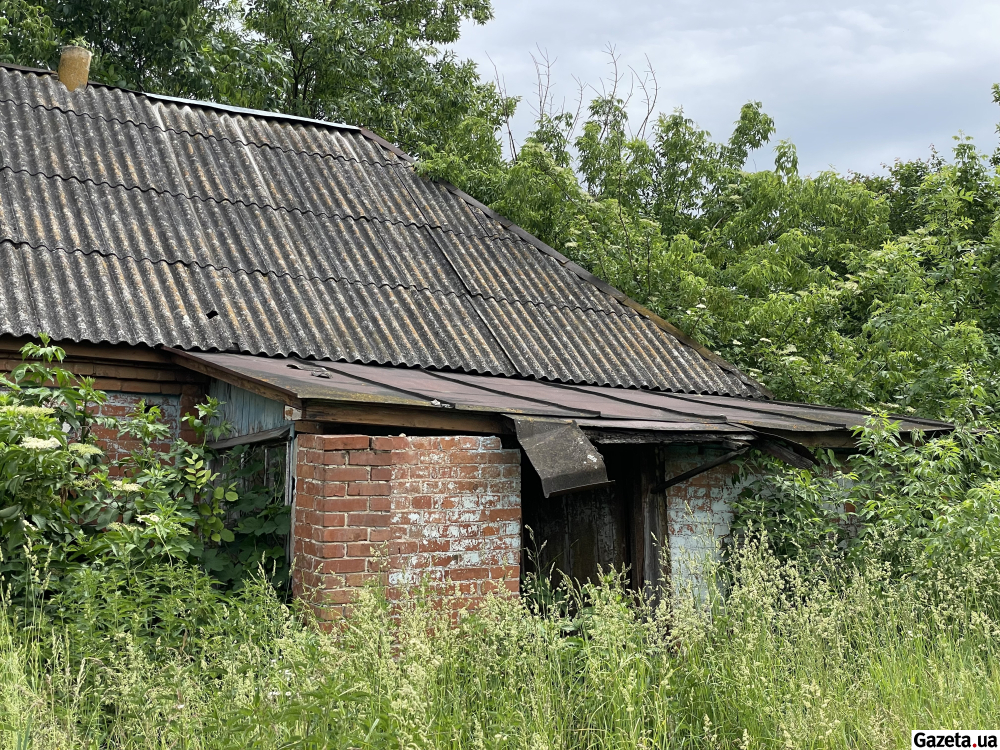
left=205, top=441, right=291, bottom=590
left=732, top=413, right=1000, bottom=581
left=0, top=336, right=288, bottom=604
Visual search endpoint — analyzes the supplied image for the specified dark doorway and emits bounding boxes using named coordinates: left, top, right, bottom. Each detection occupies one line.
left=521, top=443, right=667, bottom=593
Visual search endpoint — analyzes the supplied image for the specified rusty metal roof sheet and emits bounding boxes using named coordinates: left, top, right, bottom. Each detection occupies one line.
left=174, top=351, right=953, bottom=438
left=0, top=65, right=764, bottom=395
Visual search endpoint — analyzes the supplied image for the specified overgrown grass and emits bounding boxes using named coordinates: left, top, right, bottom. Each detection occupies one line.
left=2, top=539, right=998, bottom=749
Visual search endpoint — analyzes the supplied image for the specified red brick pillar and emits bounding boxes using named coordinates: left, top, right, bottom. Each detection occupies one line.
left=292, top=434, right=521, bottom=619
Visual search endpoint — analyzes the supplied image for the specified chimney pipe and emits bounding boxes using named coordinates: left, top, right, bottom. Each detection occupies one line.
left=58, top=46, right=92, bottom=92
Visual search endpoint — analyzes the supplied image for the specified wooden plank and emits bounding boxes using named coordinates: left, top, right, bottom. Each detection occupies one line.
left=628, top=449, right=646, bottom=594
left=303, top=401, right=509, bottom=434
left=639, top=445, right=660, bottom=595
left=208, top=425, right=291, bottom=451
left=652, top=447, right=750, bottom=494
left=651, top=445, right=672, bottom=594
left=755, top=428, right=857, bottom=448
left=0, top=334, right=171, bottom=364
left=584, top=429, right=756, bottom=445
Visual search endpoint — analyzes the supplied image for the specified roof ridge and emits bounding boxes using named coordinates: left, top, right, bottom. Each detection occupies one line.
left=0, top=92, right=401, bottom=171
left=1, top=63, right=422, bottom=166
left=0, top=235, right=637, bottom=319
left=0, top=63, right=369, bottom=134
left=0, top=63, right=53, bottom=75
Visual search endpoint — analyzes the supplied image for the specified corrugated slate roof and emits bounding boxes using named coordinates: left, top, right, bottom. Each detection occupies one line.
left=0, top=65, right=764, bottom=397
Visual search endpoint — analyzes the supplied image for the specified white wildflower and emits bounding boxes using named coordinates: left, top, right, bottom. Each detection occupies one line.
left=139, top=514, right=161, bottom=524
left=695, top=303, right=707, bottom=309
left=21, top=436, right=61, bottom=450
left=68, top=442, right=103, bottom=457
left=0, top=405, right=55, bottom=418
left=111, top=480, right=142, bottom=493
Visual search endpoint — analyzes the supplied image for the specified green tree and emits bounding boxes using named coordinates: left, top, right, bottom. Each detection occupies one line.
left=0, top=0, right=236, bottom=97
left=241, top=0, right=511, bottom=155
left=421, top=66, right=1000, bottom=424
left=0, top=0, right=61, bottom=67
left=0, top=0, right=511, bottom=159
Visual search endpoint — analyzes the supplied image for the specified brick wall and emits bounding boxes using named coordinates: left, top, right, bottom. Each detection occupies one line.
left=89, top=392, right=183, bottom=463
left=661, top=445, right=744, bottom=593
left=1, top=338, right=208, bottom=460
left=292, top=434, right=521, bottom=618
left=87, top=387, right=207, bottom=463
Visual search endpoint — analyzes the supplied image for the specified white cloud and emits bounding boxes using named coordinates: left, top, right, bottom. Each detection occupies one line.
left=451, top=0, right=1000, bottom=174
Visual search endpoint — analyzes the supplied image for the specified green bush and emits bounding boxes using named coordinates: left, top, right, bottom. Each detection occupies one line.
left=0, top=336, right=288, bottom=604
left=732, top=414, right=1000, bottom=579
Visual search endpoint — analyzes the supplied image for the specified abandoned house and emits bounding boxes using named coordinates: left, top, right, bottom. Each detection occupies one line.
left=0, top=55, right=951, bottom=613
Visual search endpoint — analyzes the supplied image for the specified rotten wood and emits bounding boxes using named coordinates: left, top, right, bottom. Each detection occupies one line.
left=583, top=429, right=757, bottom=445
left=208, top=425, right=291, bottom=451
left=757, top=439, right=816, bottom=469
left=751, top=427, right=858, bottom=448
left=0, top=334, right=171, bottom=364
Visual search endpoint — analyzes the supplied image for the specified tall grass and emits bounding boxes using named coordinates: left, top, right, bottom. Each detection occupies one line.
left=2, top=538, right=998, bottom=749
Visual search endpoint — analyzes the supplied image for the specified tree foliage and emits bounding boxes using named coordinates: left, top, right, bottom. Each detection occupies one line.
left=0, top=0, right=511, bottom=155
left=0, top=0, right=233, bottom=96
left=240, top=0, right=510, bottom=154
left=733, top=414, right=1000, bottom=567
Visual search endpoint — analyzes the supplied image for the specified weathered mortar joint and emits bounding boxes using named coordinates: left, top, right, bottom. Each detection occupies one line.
left=292, top=434, right=522, bottom=616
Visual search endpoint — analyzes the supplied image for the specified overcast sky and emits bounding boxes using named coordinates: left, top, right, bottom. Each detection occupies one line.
left=450, top=0, right=1000, bottom=176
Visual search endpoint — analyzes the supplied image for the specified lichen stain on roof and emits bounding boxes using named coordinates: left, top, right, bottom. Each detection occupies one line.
left=0, top=64, right=763, bottom=397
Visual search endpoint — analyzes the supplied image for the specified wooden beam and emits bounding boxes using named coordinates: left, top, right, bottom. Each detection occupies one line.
left=584, top=429, right=756, bottom=445
left=651, top=445, right=751, bottom=493
left=208, top=425, right=291, bottom=451
left=0, top=334, right=172, bottom=364
left=753, top=428, right=857, bottom=448
left=303, top=402, right=509, bottom=434
left=757, top=439, right=816, bottom=469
